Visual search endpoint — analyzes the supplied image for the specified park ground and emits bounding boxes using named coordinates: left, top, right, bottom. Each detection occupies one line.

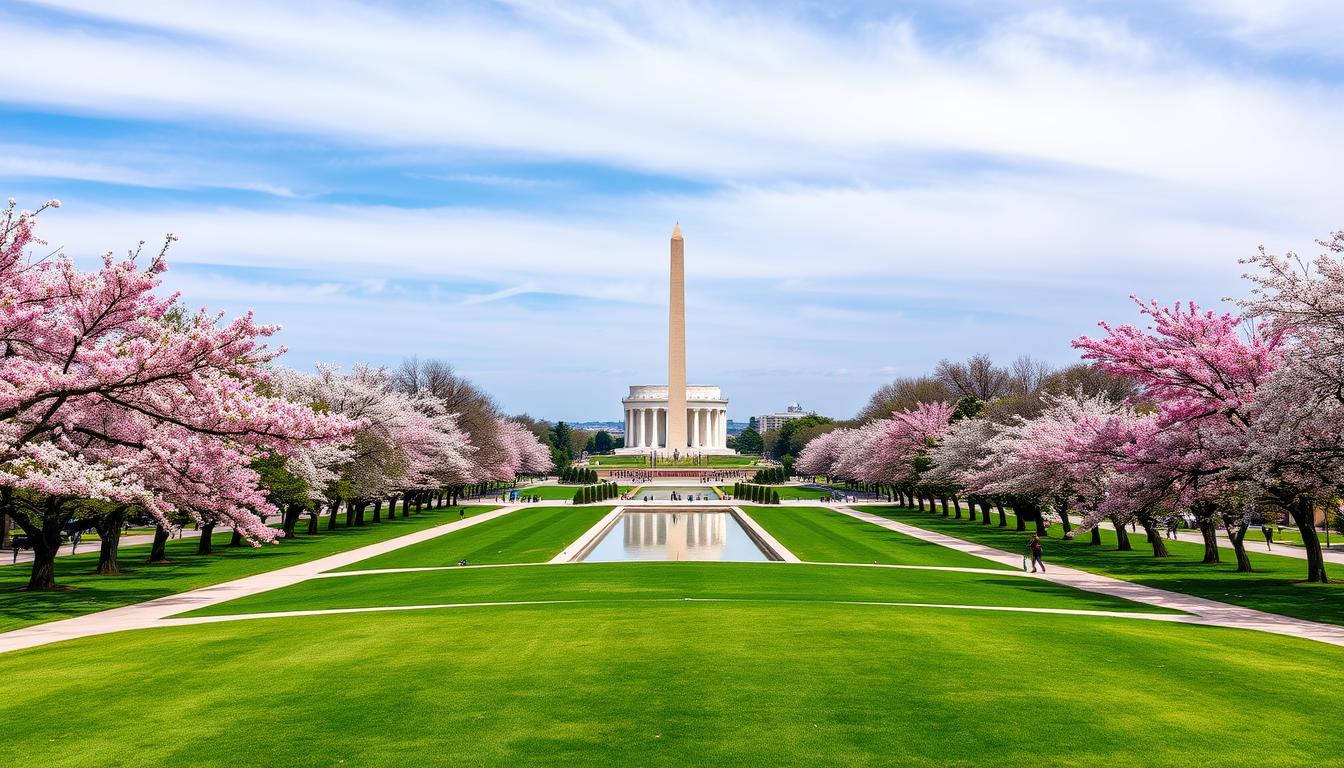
left=1, top=502, right=1341, bottom=767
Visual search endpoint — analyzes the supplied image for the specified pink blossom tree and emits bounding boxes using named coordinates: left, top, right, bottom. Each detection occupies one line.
left=0, top=201, right=355, bottom=589
left=1073, top=297, right=1315, bottom=575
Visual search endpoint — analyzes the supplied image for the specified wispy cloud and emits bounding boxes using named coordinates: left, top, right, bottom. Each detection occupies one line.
left=1, top=0, right=1341, bottom=420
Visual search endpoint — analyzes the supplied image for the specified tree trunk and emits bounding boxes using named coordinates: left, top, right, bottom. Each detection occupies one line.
left=95, top=507, right=127, bottom=575
left=0, top=512, right=8, bottom=550
left=1089, top=527, right=1102, bottom=546
left=345, top=500, right=356, bottom=527
left=1288, top=496, right=1329, bottom=583
left=1198, top=514, right=1221, bottom=564
left=354, top=501, right=367, bottom=526
left=979, top=499, right=991, bottom=525
left=22, top=502, right=65, bottom=590
left=1113, top=517, right=1132, bottom=551
left=197, top=523, right=216, bottom=555
left=1225, top=521, right=1253, bottom=573
left=307, top=509, right=320, bottom=535
left=372, top=499, right=382, bottom=523
left=1053, top=497, right=1071, bottom=535
left=282, top=504, right=303, bottom=537
left=940, top=497, right=950, bottom=517
left=229, top=528, right=243, bottom=547
left=148, top=524, right=171, bottom=562
left=1142, top=520, right=1169, bottom=557
left=995, top=501, right=1007, bottom=527
left=327, top=499, right=340, bottom=530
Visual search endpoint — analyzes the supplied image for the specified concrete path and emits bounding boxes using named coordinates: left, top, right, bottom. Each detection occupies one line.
left=1103, top=522, right=1344, bottom=564
left=0, top=505, right=523, bottom=655
left=853, top=500, right=1344, bottom=564
left=4, top=527, right=204, bottom=566
left=834, top=506, right=1344, bottom=647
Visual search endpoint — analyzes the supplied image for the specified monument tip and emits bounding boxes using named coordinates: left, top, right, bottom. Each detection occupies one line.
left=671, top=222, right=682, bottom=240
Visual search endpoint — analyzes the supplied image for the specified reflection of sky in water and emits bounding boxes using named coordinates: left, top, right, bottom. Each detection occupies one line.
left=632, top=486, right=721, bottom=501
left=581, top=511, right=769, bottom=562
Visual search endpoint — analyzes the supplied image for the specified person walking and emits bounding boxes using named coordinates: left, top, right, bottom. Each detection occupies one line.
left=1027, top=534, right=1046, bottom=573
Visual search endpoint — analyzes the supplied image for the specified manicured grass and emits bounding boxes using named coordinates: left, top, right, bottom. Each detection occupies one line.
left=514, top=484, right=633, bottom=500
left=721, top=485, right=838, bottom=501
left=186, top=561, right=1169, bottom=618
left=330, top=506, right=615, bottom=572
left=743, top=506, right=1013, bottom=570
left=585, top=455, right=647, bottom=466
left=0, top=505, right=497, bottom=633
left=861, top=505, right=1344, bottom=626
left=3, top=600, right=1340, bottom=767
left=628, top=486, right=722, bottom=499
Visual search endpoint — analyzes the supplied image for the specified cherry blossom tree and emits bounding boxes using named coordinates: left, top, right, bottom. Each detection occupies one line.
left=925, top=418, right=1000, bottom=524
left=795, top=427, right=850, bottom=480
left=0, top=200, right=355, bottom=589
left=1073, top=297, right=1317, bottom=575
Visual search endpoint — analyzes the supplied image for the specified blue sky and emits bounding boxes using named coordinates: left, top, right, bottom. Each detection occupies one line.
left=3, top=1, right=1343, bottom=421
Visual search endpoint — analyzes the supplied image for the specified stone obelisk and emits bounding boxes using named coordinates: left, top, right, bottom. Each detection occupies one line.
left=666, top=223, right=688, bottom=454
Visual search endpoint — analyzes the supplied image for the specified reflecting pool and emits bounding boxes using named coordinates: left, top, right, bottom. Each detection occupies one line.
left=630, top=486, right=721, bottom=501
left=579, top=510, right=770, bottom=562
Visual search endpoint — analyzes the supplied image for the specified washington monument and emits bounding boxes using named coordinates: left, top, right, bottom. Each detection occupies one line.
left=617, top=224, right=731, bottom=456
left=667, top=223, right=688, bottom=453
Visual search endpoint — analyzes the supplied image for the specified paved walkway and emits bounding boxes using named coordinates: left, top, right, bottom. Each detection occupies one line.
left=5, top=498, right=1343, bottom=654
left=1109, top=522, right=1344, bottom=564
left=5, top=528, right=204, bottom=566
left=851, top=500, right=1344, bottom=564
left=0, top=505, right=523, bottom=655
left=833, top=506, right=1344, bottom=647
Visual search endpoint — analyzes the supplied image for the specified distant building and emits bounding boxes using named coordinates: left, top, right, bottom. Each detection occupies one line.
left=756, top=403, right=814, bottom=434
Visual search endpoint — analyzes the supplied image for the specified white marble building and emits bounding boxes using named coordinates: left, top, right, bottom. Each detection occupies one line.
left=618, top=384, right=731, bottom=454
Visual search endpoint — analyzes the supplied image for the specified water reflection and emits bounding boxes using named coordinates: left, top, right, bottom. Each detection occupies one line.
left=581, top=511, right=769, bottom=562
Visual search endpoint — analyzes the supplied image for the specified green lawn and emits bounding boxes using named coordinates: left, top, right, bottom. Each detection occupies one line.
left=183, top=561, right=1165, bottom=617
left=860, top=505, right=1344, bottom=626
left=0, top=505, right=497, bottom=633
left=722, top=485, right=838, bottom=501
left=3, top=596, right=1340, bottom=767
left=514, top=485, right=634, bottom=500
left=330, top=506, right=614, bottom=571
left=744, top=505, right=1013, bottom=570
left=6, top=501, right=1343, bottom=767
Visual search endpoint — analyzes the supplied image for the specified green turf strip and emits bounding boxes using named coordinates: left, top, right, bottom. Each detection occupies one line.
left=513, top=485, right=634, bottom=500
left=861, top=505, right=1344, bottom=626
left=743, top=505, right=1014, bottom=570
left=181, top=561, right=1175, bottom=618
left=330, top=506, right=615, bottom=572
left=721, top=485, right=838, bottom=500
left=0, top=505, right=498, bottom=633
left=2, top=602, right=1339, bottom=767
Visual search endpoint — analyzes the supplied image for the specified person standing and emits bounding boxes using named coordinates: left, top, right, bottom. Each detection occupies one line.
left=1028, top=534, right=1046, bottom=573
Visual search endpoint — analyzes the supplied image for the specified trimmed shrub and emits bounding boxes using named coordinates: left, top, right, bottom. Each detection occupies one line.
left=572, top=489, right=584, bottom=504
left=771, top=489, right=781, bottom=505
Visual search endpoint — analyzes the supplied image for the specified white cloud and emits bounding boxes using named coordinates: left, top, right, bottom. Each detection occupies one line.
left=1181, top=0, right=1344, bottom=55
left=1, top=0, right=1340, bottom=205
left=5, top=0, right=1344, bottom=418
